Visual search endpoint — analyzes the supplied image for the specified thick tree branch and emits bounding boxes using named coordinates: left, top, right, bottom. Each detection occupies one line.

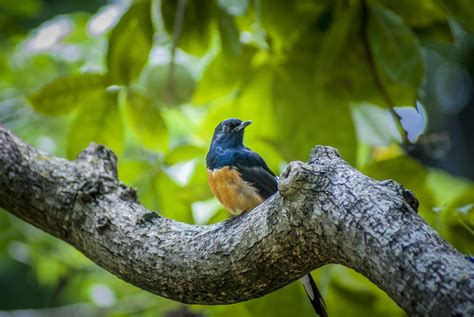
left=0, top=125, right=472, bottom=316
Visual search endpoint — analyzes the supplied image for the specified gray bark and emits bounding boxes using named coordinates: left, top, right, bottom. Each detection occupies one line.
left=0, top=125, right=472, bottom=316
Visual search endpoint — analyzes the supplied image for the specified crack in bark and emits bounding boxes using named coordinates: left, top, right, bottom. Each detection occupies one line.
left=0, top=125, right=473, bottom=316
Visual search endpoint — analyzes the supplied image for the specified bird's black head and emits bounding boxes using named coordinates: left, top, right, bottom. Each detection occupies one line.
left=210, top=118, right=252, bottom=149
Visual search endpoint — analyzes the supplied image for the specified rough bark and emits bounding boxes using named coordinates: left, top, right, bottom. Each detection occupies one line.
left=0, top=125, right=472, bottom=316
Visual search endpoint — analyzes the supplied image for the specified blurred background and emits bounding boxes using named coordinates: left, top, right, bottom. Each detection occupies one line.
left=0, top=0, right=473, bottom=316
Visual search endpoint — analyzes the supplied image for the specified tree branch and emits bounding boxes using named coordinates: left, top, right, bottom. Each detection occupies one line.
left=0, top=125, right=472, bottom=316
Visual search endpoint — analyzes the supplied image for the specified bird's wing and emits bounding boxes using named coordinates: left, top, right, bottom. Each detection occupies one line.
left=234, top=151, right=278, bottom=199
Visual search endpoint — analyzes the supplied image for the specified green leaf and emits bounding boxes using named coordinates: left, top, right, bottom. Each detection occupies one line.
left=142, top=63, right=196, bottom=107
left=217, top=0, right=249, bottom=16
left=435, top=0, right=474, bottom=33
left=361, top=155, right=435, bottom=216
left=125, top=90, right=169, bottom=152
left=441, top=187, right=474, bottom=254
left=217, top=7, right=241, bottom=57
left=375, top=0, right=446, bottom=28
left=192, top=45, right=256, bottom=104
left=352, top=103, right=400, bottom=146
left=259, top=0, right=328, bottom=52
left=273, top=61, right=358, bottom=165
left=368, top=5, right=424, bottom=106
left=67, top=91, right=124, bottom=159
left=118, top=159, right=155, bottom=188
left=107, top=0, right=153, bottom=84
left=28, top=73, right=107, bottom=115
left=155, top=171, right=194, bottom=223
left=328, top=265, right=405, bottom=316
left=427, top=169, right=471, bottom=207
left=246, top=281, right=314, bottom=317
left=118, top=159, right=162, bottom=211
left=163, top=143, right=205, bottom=165
left=161, top=0, right=214, bottom=56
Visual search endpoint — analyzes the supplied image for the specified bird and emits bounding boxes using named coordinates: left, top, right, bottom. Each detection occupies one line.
left=206, top=118, right=327, bottom=317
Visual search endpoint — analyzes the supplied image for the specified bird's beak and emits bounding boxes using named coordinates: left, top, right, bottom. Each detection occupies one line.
left=234, top=120, right=252, bottom=131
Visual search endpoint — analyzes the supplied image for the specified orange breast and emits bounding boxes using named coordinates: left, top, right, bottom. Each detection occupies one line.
left=207, top=167, right=263, bottom=215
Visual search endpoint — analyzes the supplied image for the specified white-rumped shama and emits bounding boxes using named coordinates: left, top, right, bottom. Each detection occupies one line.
left=206, top=118, right=327, bottom=317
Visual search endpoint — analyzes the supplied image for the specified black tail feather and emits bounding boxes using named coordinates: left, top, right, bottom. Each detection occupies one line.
left=300, top=273, right=327, bottom=317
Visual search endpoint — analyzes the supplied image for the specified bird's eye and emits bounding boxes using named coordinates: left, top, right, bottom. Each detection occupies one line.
left=222, top=125, right=230, bottom=133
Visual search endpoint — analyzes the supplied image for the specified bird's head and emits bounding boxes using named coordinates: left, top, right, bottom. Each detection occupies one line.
left=211, top=118, right=252, bottom=148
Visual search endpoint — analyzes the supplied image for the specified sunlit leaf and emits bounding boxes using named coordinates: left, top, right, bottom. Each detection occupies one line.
left=107, top=0, right=153, bottom=84
left=246, top=281, right=314, bottom=317
left=217, top=7, right=241, bottom=57
left=260, top=0, right=328, bottom=52
left=155, top=171, right=194, bottom=223
left=164, top=143, right=205, bottom=165
left=328, top=265, right=405, bottom=316
left=192, top=45, right=256, bottom=104
left=426, top=169, right=471, bottom=206
left=361, top=155, right=435, bottom=217
left=217, top=0, right=249, bottom=16
left=441, top=187, right=474, bottom=254
left=143, top=63, right=196, bottom=107
left=352, top=103, right=400, bottom=146
left=368, top=4, right=424, bottom=106
left=118, top=159, right=161, bottom=211
left=274, top=61, right=357, bottom=165
left=125, top=90, right=168, bottom=152
left=161, top=0, right=214, bottom=55
left=67, top=91, right=124, bottom=159
left=375, top=0, right=446, bottom=28
left=28, top=73, right=107, bottom=115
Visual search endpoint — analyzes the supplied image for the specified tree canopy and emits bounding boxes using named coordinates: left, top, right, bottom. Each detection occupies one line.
left=1, top=0, right=473, bottom=316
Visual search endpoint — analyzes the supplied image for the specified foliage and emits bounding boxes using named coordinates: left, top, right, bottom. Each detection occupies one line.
left=1, top=0, right=473, bottom=316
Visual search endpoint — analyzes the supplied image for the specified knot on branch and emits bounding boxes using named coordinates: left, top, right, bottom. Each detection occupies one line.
left=76, top=143, right=118, bottom=180
left=279, top=161, right=315, bottom=197
left=309, top=145, right=341, bottom=165
left=379, top=179, right=419, bottom=212
left=75, top=143, right=119, bottom=204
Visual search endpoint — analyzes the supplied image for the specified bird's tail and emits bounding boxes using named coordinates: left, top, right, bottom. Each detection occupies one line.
left=300, top=273, right=327, bottom=317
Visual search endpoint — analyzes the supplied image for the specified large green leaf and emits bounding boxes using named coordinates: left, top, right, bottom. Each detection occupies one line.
left=192, top=45, right=256, bottom=104
left=217, top=0, right=249, bottom=16
left=155, top=171, right=194, bottom=223
left=125, top=90, right=169, bottom=152
left=164, top=143, right=205, bottom=165
left=375, top=0, right=446, bottom=28
left=441, top=187, right=474, bottom=254
left=118, top=159, right=162, bottom=211
left=435, top=0, right=474, bottom=33
left=161, top=0, right=214, bottom=56
left=368, top=5, right=424, bottom=106
left=107, top=0, right=153, bottom=85
left=28, top=73, right=107, bottom=115
left=246, top=281, right=314, bottom=317
left=67, top=91, right=124, bottom=159
left=273, top=61, right=357, bottom=165
left=352, top=103, right=400, bottom=146
left=217, top=6, right=241, bottom=57
left=328, top=265, right=405, bottom=316
left=142, top=63, right=196, bottom=107
left=361, top=155, right=434, bottom=216
left=259, top=0, right=328, bottom=52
